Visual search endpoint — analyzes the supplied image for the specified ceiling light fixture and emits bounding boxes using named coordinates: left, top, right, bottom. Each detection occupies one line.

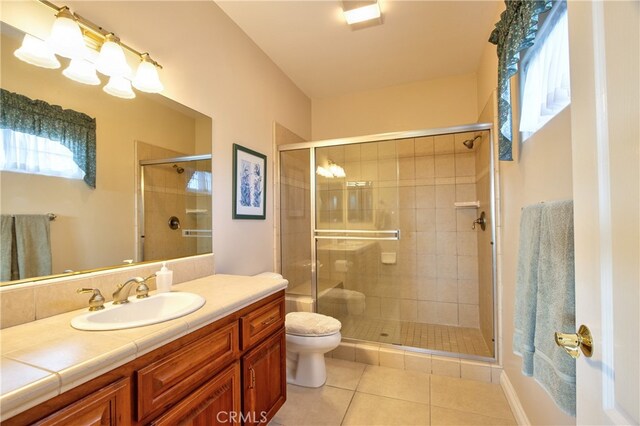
left=343, top=1, right=381, bottom=25
left=13, top=0, right=164, bottom=99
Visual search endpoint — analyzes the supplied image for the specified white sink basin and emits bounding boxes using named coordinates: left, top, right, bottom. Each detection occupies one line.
left=71, top=292, right=206, bottom=331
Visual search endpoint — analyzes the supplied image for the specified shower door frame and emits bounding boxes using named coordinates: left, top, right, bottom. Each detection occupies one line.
left=138, top=154, right=212, bottom=262
left=278, top=123, right=498, bottom=361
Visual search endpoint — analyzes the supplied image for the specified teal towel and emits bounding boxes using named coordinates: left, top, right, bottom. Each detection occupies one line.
left=1, top=215, right=14, bottom=281
left=14, top=215, right=52, bottom=279
left=513, top=203, right=544, bottom=374
left=533, top=200, right=576, bottom=415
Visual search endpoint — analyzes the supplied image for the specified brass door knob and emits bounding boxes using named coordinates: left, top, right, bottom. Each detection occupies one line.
left=554, top=324, right=593, bottom=359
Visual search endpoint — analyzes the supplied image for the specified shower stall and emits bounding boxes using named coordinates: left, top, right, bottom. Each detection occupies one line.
left=279, top=124, right=496, bottom=359
left=138, top=154, right=212, bottom=262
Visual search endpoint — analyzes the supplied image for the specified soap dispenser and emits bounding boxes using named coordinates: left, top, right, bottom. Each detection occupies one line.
left=156, top=262, right=173, bottom=293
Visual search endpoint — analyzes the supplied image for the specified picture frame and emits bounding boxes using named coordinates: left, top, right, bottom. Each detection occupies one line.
left=232, top=143, right=267, bottom=219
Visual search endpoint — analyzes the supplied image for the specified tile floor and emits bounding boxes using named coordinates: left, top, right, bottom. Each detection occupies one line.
left=271, top=358, right=515, bottom=426
left=338, top=316, right=492, bottom=357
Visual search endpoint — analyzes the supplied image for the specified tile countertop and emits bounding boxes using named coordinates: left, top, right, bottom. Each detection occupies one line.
left=0, top=274, right=288, bottom=421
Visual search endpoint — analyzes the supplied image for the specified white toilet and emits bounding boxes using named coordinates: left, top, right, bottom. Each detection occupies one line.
left=285, top=311, right=342, bottom=388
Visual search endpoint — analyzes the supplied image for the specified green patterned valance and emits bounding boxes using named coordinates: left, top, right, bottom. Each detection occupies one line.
left=489, top=0, right=553, bottom=161
left=0, top=88, right=97, bottom=188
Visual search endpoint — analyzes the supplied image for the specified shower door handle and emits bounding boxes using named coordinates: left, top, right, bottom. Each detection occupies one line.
left=314, top=229, right=401, bottom=241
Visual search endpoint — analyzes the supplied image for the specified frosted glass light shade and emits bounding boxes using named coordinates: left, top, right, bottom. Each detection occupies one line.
left=63, top=59, right=100, bottom=85
left=133, top=60, right=164, bottom=93
left=343, top=3, right=381, bottom=25
left=96, top=38, right=131, bottom=77
left=103, top=76, right=135, bottom=99
left=14, top=34, right=60, bottom=69
left=47, top=11, right=86, bottom=59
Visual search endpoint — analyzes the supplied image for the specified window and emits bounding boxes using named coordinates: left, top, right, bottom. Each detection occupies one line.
left=187, top=170, right=212, bottom=194
left=519, top=2, right=570, bottom=140
left=0, top=128, right=85, bottom=180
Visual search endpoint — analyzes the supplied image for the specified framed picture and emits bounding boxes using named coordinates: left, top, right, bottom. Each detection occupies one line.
left=233, top=143, right=267, bottom=219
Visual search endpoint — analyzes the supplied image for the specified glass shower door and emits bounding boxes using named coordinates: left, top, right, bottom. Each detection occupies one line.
left=314, top=141, right=402, bottom=344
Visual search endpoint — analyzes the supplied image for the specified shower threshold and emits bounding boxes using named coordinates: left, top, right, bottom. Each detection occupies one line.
left=336, top=316, right=492, bottom=358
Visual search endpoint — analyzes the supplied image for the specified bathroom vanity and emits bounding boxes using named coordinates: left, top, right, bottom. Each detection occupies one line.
left=0, top=275, right=287, bottom=425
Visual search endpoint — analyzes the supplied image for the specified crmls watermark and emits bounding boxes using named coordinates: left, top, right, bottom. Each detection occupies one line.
left=216, top=411, right=268, bottom=423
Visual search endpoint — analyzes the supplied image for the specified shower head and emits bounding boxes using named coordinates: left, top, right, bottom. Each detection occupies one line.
left=462, top=135, right=482, bottom=150
left=173, top=164, right=185, bottom=174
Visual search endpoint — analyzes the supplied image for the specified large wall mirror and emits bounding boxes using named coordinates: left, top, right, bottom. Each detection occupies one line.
left=0, top=23, right=213, bottom=287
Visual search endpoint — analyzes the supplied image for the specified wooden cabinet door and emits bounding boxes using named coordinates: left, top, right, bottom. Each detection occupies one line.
left=34, top=378, right=130, bottom=426
left=151, top=362, right=241, bottom=426
left=242, top=329, right=286, bottom=426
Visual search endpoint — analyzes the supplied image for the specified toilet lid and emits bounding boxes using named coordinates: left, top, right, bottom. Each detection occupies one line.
left=285, top=312, right=342, bottom=337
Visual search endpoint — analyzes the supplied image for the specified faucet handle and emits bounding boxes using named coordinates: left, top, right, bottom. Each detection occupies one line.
left=136, top=283, right=150, bottom=299
left=135, top=274, right=156, bottom=299
left=77, top=288, right=105, bottom=311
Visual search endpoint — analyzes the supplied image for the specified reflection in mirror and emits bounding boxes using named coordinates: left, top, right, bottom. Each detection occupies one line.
left=140, top=155, right=212, bottom=262
left=346, top=181, right=373, bottom=224
left=0, top=23, right=212, bottom=286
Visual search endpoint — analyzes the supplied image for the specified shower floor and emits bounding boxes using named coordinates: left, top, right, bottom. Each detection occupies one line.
left=337, top=316, right=492, bottom=357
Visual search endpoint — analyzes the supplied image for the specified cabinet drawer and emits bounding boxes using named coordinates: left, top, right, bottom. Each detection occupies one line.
left=34, top=378, right=130, bottom=426
left=137, top=321, right=239, bottom=422
left=151, top=362, right=241, bottom=426
left=241, top=298, right=285, bottom=350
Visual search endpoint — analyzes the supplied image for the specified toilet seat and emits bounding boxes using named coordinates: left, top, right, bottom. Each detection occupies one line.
left=285, top=312, right=341, bottom=337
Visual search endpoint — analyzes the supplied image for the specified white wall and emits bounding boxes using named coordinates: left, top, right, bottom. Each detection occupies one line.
left=2, top=1, right=312, bottom=276
left=312, top=73, right=478, bottom=140
left=500, top=108, right=575, bottom=425
left=475, top=30, right=576, bottom=426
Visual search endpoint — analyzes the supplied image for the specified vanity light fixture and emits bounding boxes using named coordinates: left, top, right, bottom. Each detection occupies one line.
left=95, top=33, right=131, bottom=77
left=104, top=75, right=136, bottom=99
left=47, top=6, right=86, bottom=59
left=13, top=0, right=164, bottom=98
left=14, top=34, right=61, bottom=69
left=133, top=54, right=164, bottom=93
left=63, top=58, right=100, bottom=85
left=342, top=1, right=382, bottom=25
left=316, top=161, right=346, bottom=178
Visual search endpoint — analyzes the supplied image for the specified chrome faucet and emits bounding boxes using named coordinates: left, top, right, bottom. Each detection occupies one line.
left=113, top=277, right=145, bottom=304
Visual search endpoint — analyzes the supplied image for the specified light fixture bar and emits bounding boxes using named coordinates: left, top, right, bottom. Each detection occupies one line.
left=38, top=0, right=163, bottom=69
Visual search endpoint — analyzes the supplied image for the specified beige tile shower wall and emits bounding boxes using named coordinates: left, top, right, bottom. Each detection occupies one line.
left=474, top=133, right=495, bottom=353
left=317, top=137, right=480, bottom=328
left=0, top=254, right=215, bottom=329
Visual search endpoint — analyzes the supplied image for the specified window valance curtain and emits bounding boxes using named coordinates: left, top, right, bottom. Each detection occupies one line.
left=0, top=88, right=96, bottom=188
left=489, top=0, right=553, bottom=161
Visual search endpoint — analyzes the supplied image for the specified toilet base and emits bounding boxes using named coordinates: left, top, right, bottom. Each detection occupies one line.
left=286, top=351, right=328, bottom=388
left=285, top=331, right=341, bottom=388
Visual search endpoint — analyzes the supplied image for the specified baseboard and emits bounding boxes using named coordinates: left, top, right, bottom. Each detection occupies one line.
left=500, top=371, right=531, bottom=426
